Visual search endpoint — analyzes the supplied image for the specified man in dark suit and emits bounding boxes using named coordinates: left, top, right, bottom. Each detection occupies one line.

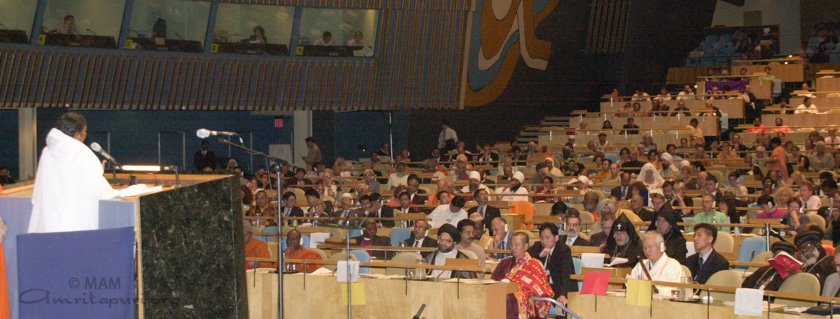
left=352, top=220, right=392, bottom=258
left=610, top=172, right=633, bottom=201
left=686, top=223, right=729, bottom=284
left=279, top=191, right=305, bottom=226
left=467, top=189, right=501, bottom=235
left=366, top=193, right=395, bottom=228
left=621, top=150, right=645, bottom=175
left=559, top=215, right=590, bottom=246
left=630, top=194, right=655, bottom=222
left=193, top=140, right=216, bottom=171
left=528, top=222, right=577, bottom=304
left=406, top=174, right=428, bottom=205
left=403, top=220, right=438, bottom=258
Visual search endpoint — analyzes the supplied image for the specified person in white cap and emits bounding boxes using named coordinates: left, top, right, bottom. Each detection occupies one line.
left=460, top=171, right=490, bottom=201
left=658, top=153, right=678, bottom=179
left=544, top=157, right=564, bottom=178
left=498, top=171, right=529, bottom=202
left=567, top=175, right=592, bottom=204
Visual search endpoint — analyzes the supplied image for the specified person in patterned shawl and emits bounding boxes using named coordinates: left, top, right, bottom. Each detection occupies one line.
left=491, top=231, right=554, bottom=319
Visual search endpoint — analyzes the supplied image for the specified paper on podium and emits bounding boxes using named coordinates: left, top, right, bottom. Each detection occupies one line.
left=340, top=283, right=366, bottom=305
left=119, top=184, right=163, bottom=197
left=735, top=288, right=764, bottom=316
left=581, top=253, right=606, bottom=268
left=337, top=261, right=360, bottom=283
left=625, top=278, right=652, bottom=307
left=608, top=258, right=629, bottom=267
left=308, top=232, right=330, bottom=248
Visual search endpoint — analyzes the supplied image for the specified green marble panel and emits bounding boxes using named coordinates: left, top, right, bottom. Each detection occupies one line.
left=138, top=175, right=247, bottom=318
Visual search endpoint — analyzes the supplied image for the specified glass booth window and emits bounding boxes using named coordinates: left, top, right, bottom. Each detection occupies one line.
left=212, top=3, right=294, bottom=56
left=40, top=0, right=126, bottom=48
left=0, top=0, right=38, bottom=43
left=127, top=0, right=210, bottom=53
left=298, top=8, right=378, bottom=57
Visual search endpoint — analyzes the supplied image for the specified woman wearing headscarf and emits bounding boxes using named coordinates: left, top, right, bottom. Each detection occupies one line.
left=637, top=163, right=665, bottom=193
left=603, top=214, right=643, bottom=268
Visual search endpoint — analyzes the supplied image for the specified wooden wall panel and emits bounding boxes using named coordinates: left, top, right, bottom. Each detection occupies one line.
left=0, top=0, right=470, bottom=111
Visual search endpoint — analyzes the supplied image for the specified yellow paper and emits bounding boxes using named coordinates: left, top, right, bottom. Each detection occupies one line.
left=340, top=283, right=366, bottom=305
left=625, top=279, right=651, bottom=307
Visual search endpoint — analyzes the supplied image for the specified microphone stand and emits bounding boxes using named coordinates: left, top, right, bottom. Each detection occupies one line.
left=215, top=138, right=294, bottom=319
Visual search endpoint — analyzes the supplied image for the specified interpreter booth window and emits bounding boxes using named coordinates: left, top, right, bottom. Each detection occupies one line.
left=0, top=0, right=38, bottom=44
left=127, top=0, right=210, bottom=53
left=40, top=0, right=126, bottom=49
left=298, top=8, right=378, bottom=57
left=212, top=3, right=294, bottom=56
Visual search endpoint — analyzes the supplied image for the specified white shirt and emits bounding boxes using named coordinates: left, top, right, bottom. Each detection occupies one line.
left=804, top=195, right=822, bottom=211
left=628, top=254, right=684, bottom=297
left=677, top=91, right=695, bottom=100
left=428, top=205, right=468, bottom=228
left=313, top=38, right=335, bottom=46
left=430, top=249, right=458, bottom=278
left=30, top=128, right=120, bottom=233
left=795, top=104, right=819, bottom=114
left=497, top=186, right=529, bottom=203
left=386, top=173, right=409, bottom=190
left=438, top=127, right=458, bottom=148
left=347, top=39, right=367, bottom=46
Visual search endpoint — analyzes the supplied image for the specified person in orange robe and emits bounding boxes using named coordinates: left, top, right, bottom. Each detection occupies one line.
left=243, top=221, right=275, bottom=269
left=0, top=215, right=9, bottom=318
left=283, top=229, right=322, bottom=273
left=491, top=232, right=554, bottom=319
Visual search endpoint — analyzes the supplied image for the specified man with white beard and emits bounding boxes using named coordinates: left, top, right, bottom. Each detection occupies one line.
left=795, top=230, right=835, bottom=288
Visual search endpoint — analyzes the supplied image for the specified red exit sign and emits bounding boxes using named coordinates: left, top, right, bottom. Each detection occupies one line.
left=274, top=118, right=284, bottom=128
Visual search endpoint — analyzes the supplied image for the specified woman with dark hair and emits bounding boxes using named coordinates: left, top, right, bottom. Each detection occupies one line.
left=718, top=195, right=740, bottom=224
left=534, top=176, right=555, bottom=202
left=602, top=120, right=613, bottom=130
left=252, top=25, right=267, bottom=44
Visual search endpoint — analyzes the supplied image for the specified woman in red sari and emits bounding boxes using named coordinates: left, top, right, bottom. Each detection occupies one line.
left=491, top=232, right=554, bottom=319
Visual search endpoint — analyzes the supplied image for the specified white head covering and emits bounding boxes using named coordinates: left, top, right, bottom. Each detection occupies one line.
left=660, top=153, right=673, bottom=163
left=513, top=171, right=525, bottom=183
left=469, top=171, right=481, bottom=181
left=573, top=175, right=591, bottom=185
left=678, top=159, right=691, bottom=168
left=341, top=192, right=353, bottom=200
left=637, top=163, right=665, bottom=188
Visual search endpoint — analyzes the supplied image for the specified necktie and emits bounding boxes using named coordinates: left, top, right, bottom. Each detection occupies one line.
left=414, top=240, right=420, bottom=247
left=567, top=238, right=573, bottom=246
left=621, top=186, right=627, bottom=198
left=479, top=206, right=485, bottom=218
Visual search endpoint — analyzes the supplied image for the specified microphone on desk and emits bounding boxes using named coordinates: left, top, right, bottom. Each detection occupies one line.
left=174, top=32, right=185, bottom=40
left=196, top=128, right=244, bottom=144
left=412, top=304, right=426, bottom=319
left=90, top=142, right=121, bottom=168
left=85, top=28, right=98, bottom=36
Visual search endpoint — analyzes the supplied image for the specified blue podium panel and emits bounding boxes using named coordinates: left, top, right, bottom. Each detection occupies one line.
left=17, top=227, right=135, bottom=319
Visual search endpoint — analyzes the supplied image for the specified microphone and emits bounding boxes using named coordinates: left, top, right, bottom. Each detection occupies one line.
left=90, top=142, right=121, bottom=167
left=85, top=28, right=98, bottom=36
left=174, top=32, right=185, bottom=40
left=196, top=128, right=244, bottom=143
left=412, top=304, right=426, bottom=319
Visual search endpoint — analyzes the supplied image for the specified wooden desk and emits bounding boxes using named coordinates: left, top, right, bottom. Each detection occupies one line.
left=600, top=99, right=744, bottom=119
left=568, top=116, right=720, bottom=137
left=568, top=293, right=821, bottom=319
left=246, top=272, right=519, bottom=319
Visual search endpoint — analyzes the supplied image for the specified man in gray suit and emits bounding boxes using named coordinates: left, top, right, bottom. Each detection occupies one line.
left=488, top=217, right=513, bottom=260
